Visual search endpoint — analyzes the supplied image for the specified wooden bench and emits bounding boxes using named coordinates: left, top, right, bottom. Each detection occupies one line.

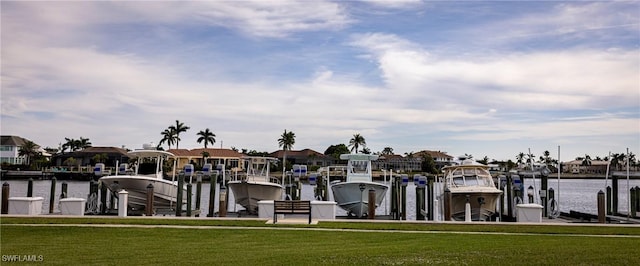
left=273, top=200, right=312, bottom=224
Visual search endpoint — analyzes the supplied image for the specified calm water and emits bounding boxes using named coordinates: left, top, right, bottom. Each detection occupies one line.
left=2, top=178, right=639, bottom=220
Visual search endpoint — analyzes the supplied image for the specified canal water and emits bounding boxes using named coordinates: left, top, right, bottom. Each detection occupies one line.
left=2, top=178, right=639, bottom=220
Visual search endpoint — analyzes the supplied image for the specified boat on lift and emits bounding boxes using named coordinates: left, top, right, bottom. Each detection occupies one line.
left=99, top=144, right=187, bottom=213
left=227, top=157, right=283, bottom=214
left=331, top=154, right=388, bottom=218
left=442, top=156, right=502, bottom=221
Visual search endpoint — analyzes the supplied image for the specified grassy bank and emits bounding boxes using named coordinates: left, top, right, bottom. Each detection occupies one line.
left=2, top=217, right=640, bottom=265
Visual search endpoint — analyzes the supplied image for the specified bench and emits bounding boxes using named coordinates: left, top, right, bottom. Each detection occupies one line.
left=273, top=200, right=312, bottom=224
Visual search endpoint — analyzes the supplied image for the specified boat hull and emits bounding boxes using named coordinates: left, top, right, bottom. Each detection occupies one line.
left=448, top=190, right=502, bottom=221
left=99, top=175, right=187, bottom=211
left=227, top=180, right=283, bottom=214
left=331, top=181, right=388, bottom=217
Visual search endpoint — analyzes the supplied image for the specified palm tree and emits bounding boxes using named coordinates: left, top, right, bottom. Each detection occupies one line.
left=581, top=154, right=592, bottom=166
left=197, top=128, right=216, bottom=149
left=381, top=147, right=394, bottom=155
left=18, top=140, right=40, bottom=167
left=278, top=129, right=296, bottom=172
left=159, top=128, right=177, bottom=150
left=542, top=150, right=552, bottom=166
left=168, top=120, right=190, bottom=149
left=62, top=137, right=77, bottom=152
left=92, top=153, right=108, bottom=163
left=78, top=137, right=92, bottom=150
left=516, top=152, right=525, bottom=166
left=348, top=133, right=366, bottom=153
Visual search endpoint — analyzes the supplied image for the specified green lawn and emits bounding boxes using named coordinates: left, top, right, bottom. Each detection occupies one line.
left=2, top=217, right=639, bottom=265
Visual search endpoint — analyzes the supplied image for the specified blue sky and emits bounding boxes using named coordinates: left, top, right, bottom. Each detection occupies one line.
left=1, top=1, right=638, bottom=162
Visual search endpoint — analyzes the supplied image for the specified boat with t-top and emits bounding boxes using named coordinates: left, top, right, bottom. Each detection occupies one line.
left=227, top=157, right=283, bottom=214
left=331, top=154, right=388, bottom=218
left=99, top=145, right=187, bottom=213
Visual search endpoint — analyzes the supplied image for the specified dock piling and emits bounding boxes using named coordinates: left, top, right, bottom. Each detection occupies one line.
left=176, top=172, right=185, bottom=216
left=368, top=188, right=375, bottom=219
left=427, top=175, right=434, bottom=221
left=1, top=182, right=9, bottom=214
left=61, top=182, right=68, bottom=199
left=443, top=187, right=451, bottom=221
left=186, top=183, right=192, bottom=217
left=207, top=170, right=218, bottom=217
left=597, top=190, right=606, bottom=223
left=145, top=184, right=154, bottom=216
left=195, top=173, right=202, bottom=217
left=27, top=178, right=33, bottom=197
left=100, top=183, right=107, bottom=214
left=49, top=177, right=56, bottom=213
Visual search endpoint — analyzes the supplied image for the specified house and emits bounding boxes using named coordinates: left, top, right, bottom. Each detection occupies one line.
left=562, top=160, right=609, bottom=174
left=51, top=146, right=130, bottom=167
left=269, top=149, right=333, bottom=170
left=370, top=150, right=453, bottom=173
left=413, top=150, right=454, bottom=170
left=0, top=135, right=47, bottom=165
left=167, top=148, right=245, bottom=172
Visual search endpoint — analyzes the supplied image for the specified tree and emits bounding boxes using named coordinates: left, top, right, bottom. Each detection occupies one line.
left=381, top=147, right=394, bottom=155
left=361, top=147, right=371, bottom=154
left=516, top=152, right=525, bottom=166
left=201, top=151, right=210, bottom=166
left=404, top=151, right=415, bottom=158
left=168, top=120, right=190, bottom=149
left=18, top=140, right=40, bottom=168
left=348, top=133, right=366, bottom=153
left=581, top=154, right=592, bottom=166
left=421, top=153, right=438, bottom=174
left=78, top=137, right=92, bottom=150
left=62, top=138, right=76, bottom=152
left=197, top=128, right=216, bottom=148
left=278, top=129, right=296, bottom=172
left=159, top=128, right=176, bottom=150
left=92, top=153, right=108, bottom=163
left=324, top=144, right=350, bottom=160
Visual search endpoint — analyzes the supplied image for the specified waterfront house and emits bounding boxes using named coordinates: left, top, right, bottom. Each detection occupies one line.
left=0, top=135, right=48, bottom=165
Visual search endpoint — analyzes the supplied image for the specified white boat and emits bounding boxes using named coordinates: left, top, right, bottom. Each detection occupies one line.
left=442, top=156, right=502, bottom=221
left=99, top=148, right=187, bottom=212
left=331, top=154, right=388, bottom=218
left=227, top=157, right=283, bottom=214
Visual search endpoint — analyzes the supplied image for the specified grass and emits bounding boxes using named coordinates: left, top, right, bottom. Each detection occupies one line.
left=2, top=216, right=640, bottom=265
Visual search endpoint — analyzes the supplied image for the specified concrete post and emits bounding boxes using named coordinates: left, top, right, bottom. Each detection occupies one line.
left=207, top=172, right=217, bottom=217
left=118, top=190, right=128, bottom=217
left=219, top=185, right=227, bottom=217
left=465, top=195, right=471, bottom=222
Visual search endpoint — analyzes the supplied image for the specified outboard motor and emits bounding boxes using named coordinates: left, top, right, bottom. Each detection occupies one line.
left=118, top=163, right=129, bottom=175
left=94, top=163, right=105, bottom=177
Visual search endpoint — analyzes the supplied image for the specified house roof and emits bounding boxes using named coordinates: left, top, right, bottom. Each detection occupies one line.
left=414, top=150, right=453, bottom=159
left=167, top=148, right=244, bottom=158
left=79, top=146, right=129, bottom=155
left=269, top=149, right=330, bottom=159
left=564, top=160, right=609, bottom=166
left=1, top=135, right=38, bottom=148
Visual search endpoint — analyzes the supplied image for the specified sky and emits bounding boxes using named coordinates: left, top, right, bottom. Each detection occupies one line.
left=1, top=0, right=639, bottom=162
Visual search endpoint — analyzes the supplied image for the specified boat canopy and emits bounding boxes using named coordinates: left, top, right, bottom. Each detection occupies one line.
left=128, top=150, right=175, bottom=159
left=340, top=154, right=379, bottom=161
